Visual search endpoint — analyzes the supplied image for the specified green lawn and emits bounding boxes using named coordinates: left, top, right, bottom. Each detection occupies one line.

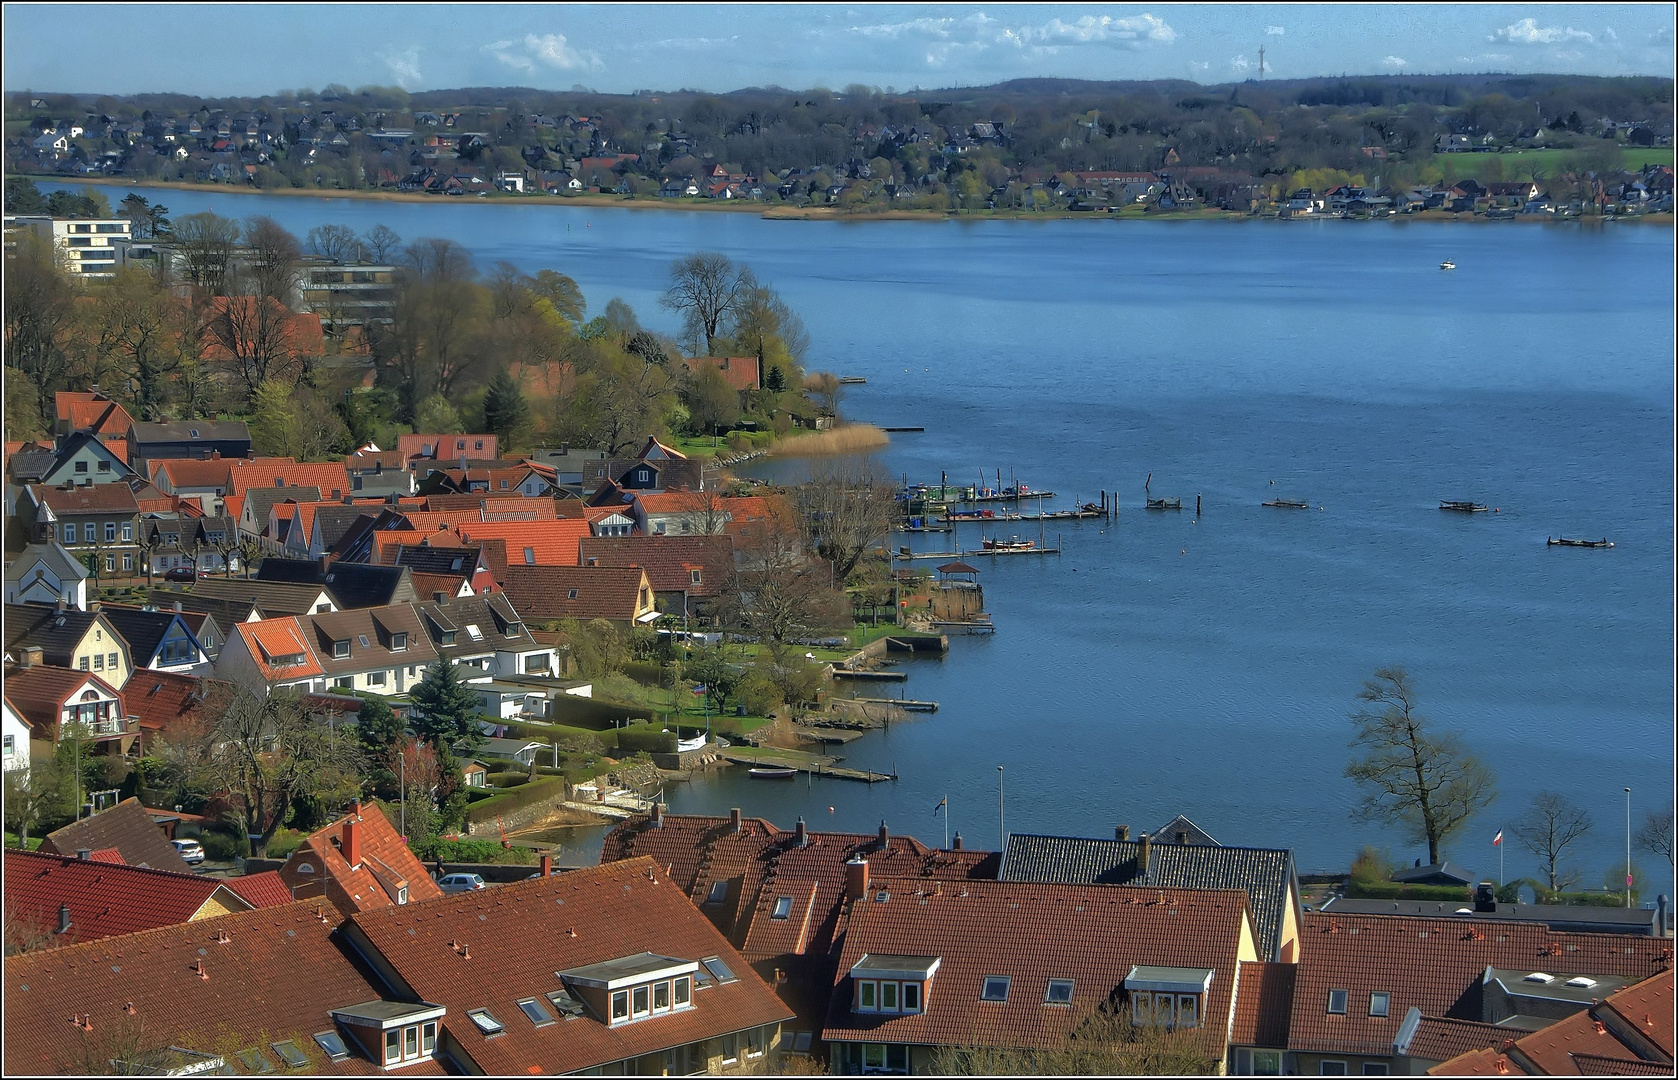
left=1485, top=145, right=1672, bottom=178
left=5, top=832, right=43, bottom=850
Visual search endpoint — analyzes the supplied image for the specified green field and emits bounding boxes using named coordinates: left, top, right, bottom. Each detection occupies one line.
left=1488, top=146, right=1673, bottom=178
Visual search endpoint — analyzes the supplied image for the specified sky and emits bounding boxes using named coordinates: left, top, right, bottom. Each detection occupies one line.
left=3, top=4, right=1673, bottom=97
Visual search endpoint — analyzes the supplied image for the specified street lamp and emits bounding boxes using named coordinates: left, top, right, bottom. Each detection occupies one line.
left=997, top=765, right=1006, bottom=852
left=1624, top=787, right=1632, bottom=909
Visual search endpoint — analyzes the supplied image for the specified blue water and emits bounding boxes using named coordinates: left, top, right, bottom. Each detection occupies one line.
left=72, top=186, right=1675, bottom=885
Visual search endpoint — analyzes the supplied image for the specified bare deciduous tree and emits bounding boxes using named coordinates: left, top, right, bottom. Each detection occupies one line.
left=929, top=1003, right=1221, bottom=1076
left=1344, top=666, right=1497, bottom=866
left=661, top=252, right=748, bottom=355
left=723, top=498, right=850, bottom=648
left=1510, top=790, right=1592, bottom=893
left=1636, top=808, right=1674, bottom=871
left=306, top=223, right=366, bottom=263
left=791, top=461, right=898, bottom=583
left=361, top=223, right=403, bottom=263
left=171, top=211, right=241, bottom=295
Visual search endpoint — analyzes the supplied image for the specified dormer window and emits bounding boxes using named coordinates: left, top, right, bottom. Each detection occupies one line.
left=392, top=632, right=408, bottom=651
left=1126, top=966, right=1212, bottom=1030
left=333, top=640, right=350, bottom=658
left=851, top=954, right=939, bottom=1016
left=559, top=953, right=700, bottom=1029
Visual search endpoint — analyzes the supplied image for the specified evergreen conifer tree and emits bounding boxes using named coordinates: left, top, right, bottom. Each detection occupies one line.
left=482, top=368, right=530, bottom=447
left=409, top=661, right=484, bottom=750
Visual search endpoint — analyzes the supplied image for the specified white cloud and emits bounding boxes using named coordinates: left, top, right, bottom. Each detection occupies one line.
left=1602, top=27, right=1618, bottom=41
left=1456, top=52, right=1514, bottom=66
left=1490, top=17, right=1594, bottom=45
left=843, top=10, right=1175, bottom=62
left=379, top=47, right=422, bottom=88
left=1381, top=55, right=1408, bottom=70
left=1266, top=25, right=1285, bottom=37
left=1552, top=49, right=1584, bottom=62
left=1189, top=59, right=1211, bottom=74
left=1230, top=55, right=1252, bottom=73
left=484, top=32, right=602, bottom=75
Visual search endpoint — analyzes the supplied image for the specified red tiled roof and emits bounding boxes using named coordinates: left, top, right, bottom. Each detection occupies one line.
left=221, top=870, right=295, bottom=909
left=229, top=617, right=325, bottom=682
left=1431, top=969, right=1675, bottom=1075
left=3, top=849, right=251, bottom=945
left=223, top=458, right=350, bottom=498
left=578, top=535, right=734, bottom=597
left=498, top=564, right=650, bottom=622
left=342, top=857, right=794, bottom=1075
left=86, top=848, right=126, bottom=864
left=458, top=518, right=590, bottom=566
left=123, top=671, right=221, bottom=737
left=398, top=432, right=499, bottom=460
left=55, top=391, right=134, bottom=436
left=2, top=665, right=123, bottom=739
left=1231, top=960, right=1296, bottom=1047
left=2, top=901, right=409, bottom=1076
left=277, top=801, right=443, bottom=915
left=1404, top=1015, right=1520, bottom=1065
left=683, top=355, right=761, bottom=392
left=1289, top=911, right=1673, bottom=1058
left=32, top=482, right=141, bottom=515
left=822, top=875, right=1252, bottom=1056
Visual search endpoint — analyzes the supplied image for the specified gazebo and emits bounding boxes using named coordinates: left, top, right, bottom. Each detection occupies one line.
left=936, top=561, right=980, bottom=583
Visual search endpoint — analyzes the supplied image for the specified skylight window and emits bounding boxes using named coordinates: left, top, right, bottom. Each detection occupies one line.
left=567, top=589, right=579, bottom=600
left=705, top=881, right=728, bottom=904
left=524, top=547, right=536, bottom=565
left=517, top=997, right=555, bottom=1027
left=1563, top=977, right=1597, bottom=989
left=772, top=896, right=793, bottom=919
left=1327, top=989, right=1349, bottom=1014
left=981, top=976, right=1011, bottom=1002
left=358, top=634, right=370, bottom=648
left=701, top=957, right=737, bottom=984
left=1045, top=979, right=1075, bottom=1005
left=270, top=1040, right=309, bottom=1069
left=546, top=988, right=587, bottom=1019
left=465, top=624, right=483, bottom=641
left=1524, top=973, right=1554, bottom=984
left=467, top=1008, right=504, bottom=1035
left=234, top=1048, right=273, bottom=1073
left=1369, top=991, right=1390, bottom=1017
left=312, top=1032, right=349, bottom=1062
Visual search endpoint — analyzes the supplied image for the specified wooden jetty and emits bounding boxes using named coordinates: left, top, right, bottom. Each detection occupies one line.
left=722, top=753, right=895, bottom=783
left=1440, top=500, right=1489, bottom=513
left=966, top=490, right=1054, bottom=503
left=831, top=668, right=909, bottom=681
left=892, top=549, right=964, bottom=561
left=941, top=505, right=1103, bottom=523
left=838, top=376, right=867, bottom=385
left=1145, top=497, right=1183, bottom=510
left=853, top=696, right=939, bottom=712
left=963, top=543, right=1062, bottom=557
left=1263, top=499, right=1311, bottom=509
left=930, top=617, right=996, bottom=634
left=882, top=426, right=925, bottom=432
left=895, top=523, right=954, bottom=533
left=1547, top=537, right=1613, bottom=548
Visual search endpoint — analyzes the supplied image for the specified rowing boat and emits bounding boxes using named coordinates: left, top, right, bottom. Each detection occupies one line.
left=1439, top=501, right=1488, bottom=513
left=1547, top=537, right=1613, bottom=548
left=1145, top=497, right=1183, bottom=511
left=1263, top=499, right=1310, bottom=509
left=748, top=767, right=798, bottom=779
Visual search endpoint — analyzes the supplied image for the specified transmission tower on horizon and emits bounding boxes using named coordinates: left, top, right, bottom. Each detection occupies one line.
left=1259, top=45, right=1266, bottom=80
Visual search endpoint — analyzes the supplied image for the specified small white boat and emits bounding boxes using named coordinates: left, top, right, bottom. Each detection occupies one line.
left=1440, top=259, right=1457, bottom=270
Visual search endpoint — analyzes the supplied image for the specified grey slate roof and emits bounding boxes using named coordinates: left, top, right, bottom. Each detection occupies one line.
left=1391, top=861, right=1476, bottom=886
left=159, top=578, right=330, bottom=618
left=4, top=541, right=92, bottom=587
left=1316, top=897, right=1666, bottom=935
left=1001, top=832, right=1297, bottom=962
left=97, top=606, right=201, bottom=667
left=253, top=558, right=414, bottom=610
left=4, top=603, right=111, bottom=667
left=1153, top=814, right=1220, bottom=846
left=129, top=420, right=253, bottom=446
left=244, top=486, right=320, bottom=529
left=311, top=506, right=377, bottom=549
left=38, top=797, right=195, bottom=873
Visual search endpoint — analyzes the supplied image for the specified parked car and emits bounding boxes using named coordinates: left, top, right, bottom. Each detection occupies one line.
left=162, top=566, right=197, bottom=582
left=171, top=838, right=205, bottom=864
left=437, top=872, right=486, bottom=893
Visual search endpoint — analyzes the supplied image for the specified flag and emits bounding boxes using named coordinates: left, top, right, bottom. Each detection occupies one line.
left=933, top=797, right=947, bottom=816
left=691, top=684, right=707, bottom=696
left=1627, top=873, right=1635, bottom=887
left=1492, top=829, right=1503, bottom=846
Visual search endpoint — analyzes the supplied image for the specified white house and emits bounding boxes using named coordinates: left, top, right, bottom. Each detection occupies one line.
left=4, top=541, right=91, bottom=609
left=3, top=695, right=31, bottom=782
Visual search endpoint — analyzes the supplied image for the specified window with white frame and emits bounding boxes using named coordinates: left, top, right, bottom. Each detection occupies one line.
left=368, top=671, right=387, bottom=686
left=63, top=524, right=77, bottom=544
left=121, top=521, right=132, bottom=541
left=104, top=521, right=117, bottom=541
left=1368, top=992, right=1389, bottom=1018
left=84, top=523, right=97, bottom=543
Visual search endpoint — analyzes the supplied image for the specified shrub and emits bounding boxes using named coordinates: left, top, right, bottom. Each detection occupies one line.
left=266, top=828, right=307, bottom=859
left=488, top=771, right=530, bottom=788
left=463, top=776, right=568, bottom=824
left=413, top=836, right=506, bottom=863
left=738, top=671, right=784, bottom=716
left=616, top=726, right=677, bottom=755
left=1345, top=881, right=1471, bottom=902
left=200, top=829, right=245, bottom=861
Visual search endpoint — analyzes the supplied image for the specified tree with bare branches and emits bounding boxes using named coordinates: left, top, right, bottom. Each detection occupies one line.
left=1636, top=809, right=1674, bottom=873
left=791, top=461, right=898, bottom=583
left=1345, top=666, right=1496, bottom=866
left=1510, top=790, right=1592, bottom=893
left=662, top=252, right=748, bottom=355
left=723, top=498, right=849, bottom=648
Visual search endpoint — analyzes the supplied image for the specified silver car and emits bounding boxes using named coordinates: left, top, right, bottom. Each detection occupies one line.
left=171, top=838, right=206, bottom=865
left=437, top=872, right=486, bottom=893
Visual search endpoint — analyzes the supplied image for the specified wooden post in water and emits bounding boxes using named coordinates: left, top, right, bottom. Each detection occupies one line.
left=1145, top=472, right=1152, bottom=494
left=1196, top=493, right=1202, bottom=517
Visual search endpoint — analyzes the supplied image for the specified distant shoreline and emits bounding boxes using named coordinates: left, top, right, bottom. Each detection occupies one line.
left=19, top=174, right=1674, bottom=226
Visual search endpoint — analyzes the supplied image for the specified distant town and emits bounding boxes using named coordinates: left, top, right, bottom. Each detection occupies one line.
left=5, top=73, right=1674, bottom=218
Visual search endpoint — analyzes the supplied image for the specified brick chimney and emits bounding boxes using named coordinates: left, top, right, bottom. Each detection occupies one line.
left=650, top=803, right=664, bottom=829
left=794, top=817, right=807, bottom=847
left=20, top=645, right=43, bottom=668
left=952, top=832, right=963, bottom=850
left=1116, top=825, right=1130, bottom=841
left=343, top=818, right=362, bottom=869
left=1138, top=833, right=1151, bottom=877
left=540, top=854, right=553, bottom=878
left=433, top=591, right=448, bottom=603
left=877, top=821, right=889, bottom=851
left=845, top=857, right=870, bottom=901
left=729, top=807, right=741, bottom=834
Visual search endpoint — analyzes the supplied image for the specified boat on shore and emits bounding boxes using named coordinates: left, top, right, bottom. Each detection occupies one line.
left=1263, top=499, right=1311, bottom=509
left=1145, top=497, right=1183, bottom=511
left=1547, top=537, right=1613, bottom=548
left=747, top=767, right=798, bottom=780
left=1439, top=500, right=1488, bottom=512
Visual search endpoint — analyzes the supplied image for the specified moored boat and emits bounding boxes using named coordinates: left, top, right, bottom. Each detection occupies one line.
left=1439, top=500, right=1488, bottom=512
left=1145, top=497, right=1183, bottom=510
left=981, top=536, right=1036, bottom=551
left=1262, top=499, right=1311, bottom=509
left=748, top=767, right=798, bottom=779
left=1547, top=537, right=1613, bottom=548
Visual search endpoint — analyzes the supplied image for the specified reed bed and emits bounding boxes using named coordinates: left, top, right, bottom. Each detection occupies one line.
left=768, top=423, right=890, bottom=458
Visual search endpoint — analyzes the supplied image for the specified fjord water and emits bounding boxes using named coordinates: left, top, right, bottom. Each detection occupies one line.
left=101, top=187, right=1675, bottom=879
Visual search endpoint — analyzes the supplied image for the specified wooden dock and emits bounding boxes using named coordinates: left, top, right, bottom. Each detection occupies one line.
left=722, top=753, right=895, bottom=783
left=963, top=544, right=1062, bottom=557
left=882, top=426, right=925, bottom=433
left=853, top=697, right=939, bottom=712
left=891, top=550, right=964, bottom=560
left=831, top=669, right=908, bottom=681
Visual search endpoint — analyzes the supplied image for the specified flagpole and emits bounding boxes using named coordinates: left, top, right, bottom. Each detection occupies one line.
left=1500, top=828, right=1504, bottom=887
left=944, top=794, right=949, bottom=851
